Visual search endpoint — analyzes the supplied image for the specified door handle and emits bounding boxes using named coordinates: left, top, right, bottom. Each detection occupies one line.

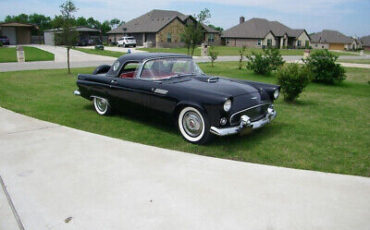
left=110, top=79, right=118, bottom=84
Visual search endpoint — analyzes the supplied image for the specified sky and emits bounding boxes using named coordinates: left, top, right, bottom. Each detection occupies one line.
left=1, top=0, right=369, bottom=37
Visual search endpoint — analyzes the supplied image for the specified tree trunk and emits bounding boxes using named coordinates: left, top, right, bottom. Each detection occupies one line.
left=67, top=47, right=71, bottom=74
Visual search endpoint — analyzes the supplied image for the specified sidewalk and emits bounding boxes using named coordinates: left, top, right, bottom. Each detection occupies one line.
left=1, top=107, right=369, bottom=230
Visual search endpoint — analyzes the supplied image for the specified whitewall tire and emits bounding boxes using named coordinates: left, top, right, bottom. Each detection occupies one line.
left=93, top=97, right=111, bottom=115
left=178, top=107, right=211, bottom=144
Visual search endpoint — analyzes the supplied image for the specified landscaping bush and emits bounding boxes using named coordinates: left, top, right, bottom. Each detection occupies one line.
left=304, top=49, right=346, bottom=84
left=277, top=64, right=311, bottom=102
left=246, top=48, right=284, bottom=75
left=246, top=52, right=272, bottom=75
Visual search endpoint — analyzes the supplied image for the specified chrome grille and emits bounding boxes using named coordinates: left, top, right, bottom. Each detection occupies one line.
left=230, top=104, right=270, bottom=125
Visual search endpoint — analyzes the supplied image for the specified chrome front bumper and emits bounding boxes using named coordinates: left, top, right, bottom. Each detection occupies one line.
left=210, top=108, right=277, bottom=136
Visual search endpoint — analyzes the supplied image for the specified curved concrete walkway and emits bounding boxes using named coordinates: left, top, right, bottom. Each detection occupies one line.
left=0, top=107, right=369, bottom=230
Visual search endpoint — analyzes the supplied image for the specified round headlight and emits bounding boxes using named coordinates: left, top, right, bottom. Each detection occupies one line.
left=273, top=89, right=279, bottom=99
left=223, top=99, right=232, bottom=112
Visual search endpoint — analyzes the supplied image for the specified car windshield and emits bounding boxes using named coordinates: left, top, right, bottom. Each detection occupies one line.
left=140, top=58, right=203, bottom=80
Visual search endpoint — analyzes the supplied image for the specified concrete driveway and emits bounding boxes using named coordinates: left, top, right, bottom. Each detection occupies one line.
left=1, top=107, right=369, bottom=230
left=30, top=45, right=115, bottom=62
left=79, top=45, right=147, bottom=53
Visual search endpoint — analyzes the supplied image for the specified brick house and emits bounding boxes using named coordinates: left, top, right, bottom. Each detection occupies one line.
left=221, top=17, right=310, bottom=49
left=107, top=9, right=221, bottom=48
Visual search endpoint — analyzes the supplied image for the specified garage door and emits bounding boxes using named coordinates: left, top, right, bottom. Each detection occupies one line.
left=1, top=27, right=16, bottom=45
left=44, top=32, right=55, bottom=46
left=329, top=43, right=344, bottom=50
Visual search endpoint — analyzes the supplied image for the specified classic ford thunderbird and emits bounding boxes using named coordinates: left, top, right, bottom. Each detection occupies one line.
left=74, top=53, right=280, bottom=144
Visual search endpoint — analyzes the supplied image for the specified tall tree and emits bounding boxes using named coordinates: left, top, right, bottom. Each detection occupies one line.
left=76, top=16, right=88, bottom=27
left=181, top=8, right=211, bottom=56
left=110, top=18, right=121, bottom=29
left=55, top=0, right=79, bottom=74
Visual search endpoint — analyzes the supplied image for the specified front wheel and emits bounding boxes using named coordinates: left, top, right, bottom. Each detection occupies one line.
left=93, top=97, right=111, bottom=115
left=178, top=107, right=211, bottom=144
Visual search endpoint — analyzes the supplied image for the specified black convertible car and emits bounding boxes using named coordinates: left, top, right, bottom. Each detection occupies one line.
left=74, top=53, right=280, bottom=144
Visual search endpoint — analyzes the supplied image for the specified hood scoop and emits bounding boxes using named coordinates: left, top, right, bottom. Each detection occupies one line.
left=195, top=76, right=219, bottom=83
left=207, top=77, right=219, bottom=83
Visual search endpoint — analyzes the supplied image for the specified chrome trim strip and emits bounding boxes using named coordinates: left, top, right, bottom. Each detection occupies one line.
left=211, top=109, right=276, bottom=136
left=229, top=103, right=270, bottom=124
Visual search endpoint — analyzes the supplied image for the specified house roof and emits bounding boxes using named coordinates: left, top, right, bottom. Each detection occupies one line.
left=0, top=22, right=38, bottom=29
left=107, top=9, right=218, bottom=34
left=222, top=18, right=305, bottom=39
left=45, top=26, right=100, bottom=33
left=310, top=30, right=352, bottom=44
left=360, top=35, right=370, bottom=46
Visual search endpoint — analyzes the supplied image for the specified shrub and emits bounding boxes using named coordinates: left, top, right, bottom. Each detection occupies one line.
left=246, top=52, right=272, bottom=75
left=265, top=48, right=285, bottom=70
left=303, top=49, right=346, bottom=84
left=246, top=48, right=285, bottom=75
left=208, top=46, right=218, bottom=67
left=277, top=64, right=311, bottom=102
left=95, top=44, right=104, bottom=50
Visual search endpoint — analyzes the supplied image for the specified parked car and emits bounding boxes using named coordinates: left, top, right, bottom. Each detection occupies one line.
left=0, top=36, right=10, bottom=45
left=117, top=36, right=136, bottom=47
left=74, top=53, right=280, bottom=144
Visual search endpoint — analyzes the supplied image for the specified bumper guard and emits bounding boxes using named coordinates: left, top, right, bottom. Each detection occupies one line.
left=210, top=107, right=277, bottom=136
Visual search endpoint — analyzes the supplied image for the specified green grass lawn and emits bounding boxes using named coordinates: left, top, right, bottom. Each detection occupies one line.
left=74, top=47, right=125, bottom=58
left=0, top=63, right=369, bottom=176
left=0, top=47, right=17, bottom=63
left=23, top=46, right=54, bottom=62
left=138, top=46, right=358, bottom=56
left=338, top=59, right=370, bottom=64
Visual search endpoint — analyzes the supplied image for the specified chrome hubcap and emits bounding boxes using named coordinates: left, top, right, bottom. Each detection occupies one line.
left=182, top=111, right=203, bottom=137
left=96, top=98, right=108, bottom=112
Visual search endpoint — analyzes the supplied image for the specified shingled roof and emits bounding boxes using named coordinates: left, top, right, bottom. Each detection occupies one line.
left=108, top=9, right=218, bottom=34
left=222, top=18, right=306, bottom=39
left=360, top=35, right=370, bottom=46
left=310, top=30, right=352, bottom=44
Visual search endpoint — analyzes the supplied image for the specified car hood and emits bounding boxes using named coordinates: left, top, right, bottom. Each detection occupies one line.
left=164, top=76, right=258, bottom=98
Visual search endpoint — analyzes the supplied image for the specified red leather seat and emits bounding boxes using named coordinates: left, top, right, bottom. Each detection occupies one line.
left=120, top=71, right=135, bottom=78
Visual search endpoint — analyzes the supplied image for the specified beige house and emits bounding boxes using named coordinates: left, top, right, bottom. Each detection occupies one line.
left=108, top=9, right=220, bottom=48
left=0, top=22, right=38, bottom=45
left=310, top=30, right=353, bottom=50
left=222, top=17, right=310, bottom=49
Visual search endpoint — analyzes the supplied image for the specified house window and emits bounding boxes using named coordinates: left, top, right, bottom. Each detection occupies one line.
left=257, top=40, right=262, bottom=46
left=267, top=39, right=272, bottom=47
left=167, top=33, right=172, bottom=43
left=208, top=34, right=214, bottom=43
left=297, top=40, right=302, bottom=47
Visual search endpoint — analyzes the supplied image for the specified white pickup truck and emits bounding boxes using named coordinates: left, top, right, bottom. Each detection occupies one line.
left=117, top=36, right=137, bottom=47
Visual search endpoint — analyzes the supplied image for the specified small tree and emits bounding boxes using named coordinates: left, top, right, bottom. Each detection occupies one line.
left=55, top=0, right=78, bottom=74
left=303, top=49, right=346, bottom=84
left=246, top=48, right=284, bottom=75
left=208, top=46, right=218, bottom=67
left=277, top=64, right=311, bottom=102
left=181, top=8, right=211, bottom=56
left=238, top=46, right=246, bottom=69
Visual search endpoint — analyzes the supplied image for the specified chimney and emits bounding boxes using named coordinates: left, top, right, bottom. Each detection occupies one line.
left=240, top=16, right=245, bottom=24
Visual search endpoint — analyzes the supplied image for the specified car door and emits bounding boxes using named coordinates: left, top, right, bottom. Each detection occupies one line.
left=108, top=61, right=153, bottom=108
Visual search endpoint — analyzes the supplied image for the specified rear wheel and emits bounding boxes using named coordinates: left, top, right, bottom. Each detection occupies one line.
left=178, top=107, right=211, bottom=144
left=93, top=97, right=111, bottom=115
